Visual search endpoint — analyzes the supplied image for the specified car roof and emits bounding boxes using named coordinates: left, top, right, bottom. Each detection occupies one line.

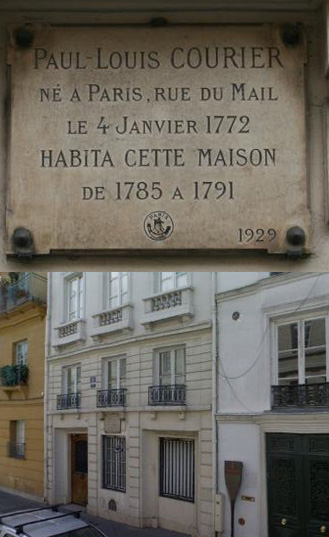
left=0, top=508, right=89, bottom=537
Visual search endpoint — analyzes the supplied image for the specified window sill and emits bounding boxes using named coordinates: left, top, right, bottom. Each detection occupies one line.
left=91, top=304, right=133, bottom=340
left=141, top=287, right=194, bottom=329
left=54, top=319, right=86, bottom=348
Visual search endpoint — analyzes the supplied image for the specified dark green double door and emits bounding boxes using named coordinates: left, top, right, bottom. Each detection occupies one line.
left=267, top=434, right=329, bottom=537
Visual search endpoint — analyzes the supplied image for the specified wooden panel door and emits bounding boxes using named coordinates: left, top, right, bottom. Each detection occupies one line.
left=71, top=434, right=88, bottom=506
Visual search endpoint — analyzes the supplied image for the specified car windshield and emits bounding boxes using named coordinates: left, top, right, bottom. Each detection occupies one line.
left=55, top=527, right=103, bottom=537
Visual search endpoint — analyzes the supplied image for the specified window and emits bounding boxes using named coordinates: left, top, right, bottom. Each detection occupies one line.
left=157, top=347, right=185, bottom=385
left=103, top=436, right=126, bottom=492
left=160, top=438, right=195, bottom=502
left=9, top=420, right=25, bottom=458
left=105, top=357, right=126, bottom=390
left=156, top=272, right=188, bottom=293
left=66, top=274, right=83, bottom=321
left=276, top=317, right=327, bottom=386
left=107, top=272, right=129, bottom=308
left=63, top=365, right=81, bottom=394
left=15, top=341, right=28, bottom=366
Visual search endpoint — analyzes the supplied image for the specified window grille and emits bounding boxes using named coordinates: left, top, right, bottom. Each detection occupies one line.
left=159, top=438, right=195, bottom=502
left=103, top=436, right=126, bottom=492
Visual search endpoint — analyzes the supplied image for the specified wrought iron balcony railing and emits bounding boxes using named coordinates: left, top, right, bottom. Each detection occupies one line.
left=8, top=442, right=26, bottom=459
left=0, top=273, right=47, bottom=314
left=0, top=365, right=29, bottom=387
left=148, top=385, right=186, bottom=406
left=57, top=392, right=81, bottom=410
left=97, top=388, right=127, bottom=407
left=272, top=383, right=329, bottom=408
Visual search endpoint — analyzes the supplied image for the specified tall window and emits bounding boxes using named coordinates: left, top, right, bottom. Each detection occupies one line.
left=15, top=341, right=28, bottom=366
left=105, top=357, right=126, bottom=390
left=63, top=365, right=81, bottom=394
left=157, top=347, right=185, bottom=385
left=160, top=438, right=195, bottom=502
left=156, top=272, right=188, bottom=293
left=103, top=436, right=126, bottom=492
left=9, top=421, right=25, bottom=459
left=108, top=272, right=129, bottom=308
left=67, top=274, right=83, bottom=321
left=276, top=317, right=327, bottom=386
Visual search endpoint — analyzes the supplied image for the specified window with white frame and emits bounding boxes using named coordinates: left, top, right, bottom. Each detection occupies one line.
left=66, top=274, right=84, bottom=321
left=107, top=272, right=129, bottom=309
left=15, top=341, right=28, bottom=366
left=63, top=365, right=81, bottom=394
left=275, top=316, right=327, bottom=386
left=104, top=357, right=126, bottom=390
left=103, top=436, right=126, bottom=492
left=156, top=272, right=188, bottom=293
left=156, top=347, right=185, bottom=385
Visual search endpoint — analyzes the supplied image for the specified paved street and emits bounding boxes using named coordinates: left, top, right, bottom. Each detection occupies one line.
left=0, top=490, right=190, bottom=537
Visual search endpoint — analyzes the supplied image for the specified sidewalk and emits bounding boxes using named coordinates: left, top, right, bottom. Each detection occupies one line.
left=0, top=490, right=190, bottom=537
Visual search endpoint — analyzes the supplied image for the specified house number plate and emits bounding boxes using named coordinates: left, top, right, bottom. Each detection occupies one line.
left=6, top=24, right=310, bottom=255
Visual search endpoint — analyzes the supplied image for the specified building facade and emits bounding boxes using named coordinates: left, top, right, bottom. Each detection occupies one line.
left=45, top=272, right=214, bottom=537
left=0, top=272, right=47, bottom=499
left=215, top=272, right=329, bottom=537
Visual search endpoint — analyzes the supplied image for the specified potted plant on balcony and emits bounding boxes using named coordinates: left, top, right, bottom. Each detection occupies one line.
left=0, top=365, right=17, bottom=386
left=17, top=364, right=29, bottom=385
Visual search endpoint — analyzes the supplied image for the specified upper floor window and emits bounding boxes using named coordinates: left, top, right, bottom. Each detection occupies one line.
left=63, top=365, right=81, bottom=394
left=157, top=347, right=185, bottom=385
left=276, top=317, right=327, bottom=386
left=67, top=273, right=83, bottom=321
left=108, top=272, right=129, bottom=309
left=156, top=272, right=188, bottom=293
left=104, top=357, right=126, bottom=390
left=15, top=341, right=28, bottom=366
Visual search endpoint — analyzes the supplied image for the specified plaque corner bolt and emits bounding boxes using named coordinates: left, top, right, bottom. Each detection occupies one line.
left=12, top=227, right=35, bottom=260
left=281, top=23, right=302, bottom=47
left=285, top=225, right=306, bottom=260
left=14, top=26, right=34, bottom=49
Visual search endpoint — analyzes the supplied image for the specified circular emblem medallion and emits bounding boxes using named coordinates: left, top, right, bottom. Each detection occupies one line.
left=144, top=211, right=174, bottom=241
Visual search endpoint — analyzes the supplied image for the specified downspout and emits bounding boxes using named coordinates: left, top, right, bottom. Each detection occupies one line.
left=211, top=272, right=219, bottom=534
left=44, top=271, right=52, bottom=504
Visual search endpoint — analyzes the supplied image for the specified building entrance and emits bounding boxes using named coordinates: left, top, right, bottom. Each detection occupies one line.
left=71, top=433, right=88, bottom=506
left=266, top=433, right=329, bottom=537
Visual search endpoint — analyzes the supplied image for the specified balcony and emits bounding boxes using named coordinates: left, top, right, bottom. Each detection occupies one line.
left=0, top=273, right=47, bottom=314
left=272, top=383, right=329, bottom=409
left=97, top=388, right=127, bottom=408
left=57, top=392, right=81, bottom=410
left=8, top=442, right=25, bottom=459
left=141, top=287, right=193, bottom=329
left=54, top=319, right=86, bottom=348
left=0, top=365, right=29, bottom=387
left=148, top=385, right=186, bottom=406
left=91, top=304, right=133, bottom=340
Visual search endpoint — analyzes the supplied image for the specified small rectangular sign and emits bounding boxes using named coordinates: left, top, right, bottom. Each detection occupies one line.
left=6, top=24, right=310, bottom=255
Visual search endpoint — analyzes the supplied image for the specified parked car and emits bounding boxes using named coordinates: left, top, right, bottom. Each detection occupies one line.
left=0, top=506, right=106, bottom=537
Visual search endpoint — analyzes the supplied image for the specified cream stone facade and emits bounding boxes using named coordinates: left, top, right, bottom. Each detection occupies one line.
left=45, top=272, right=214, bottom=537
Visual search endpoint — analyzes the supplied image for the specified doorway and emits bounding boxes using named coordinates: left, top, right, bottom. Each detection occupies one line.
left=266, top=433, right=329, bottom=537
left=71, top=434, right=88, bottom=506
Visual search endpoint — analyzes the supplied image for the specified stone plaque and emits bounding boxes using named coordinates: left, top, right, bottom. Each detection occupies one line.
left=6, top=24, right=309, bottom=255
left=104, top=414, right=121, bottom=434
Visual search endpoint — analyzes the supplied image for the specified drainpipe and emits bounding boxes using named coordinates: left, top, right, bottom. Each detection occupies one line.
left=44, top=272, right=52, bottom=504
left=211, top=272, right=219, bottom=534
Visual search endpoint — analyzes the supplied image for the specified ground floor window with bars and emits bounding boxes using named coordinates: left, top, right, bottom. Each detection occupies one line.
left=159, top=437, right=195, bottom=502
left=103, top=436, right=126, bottom=492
